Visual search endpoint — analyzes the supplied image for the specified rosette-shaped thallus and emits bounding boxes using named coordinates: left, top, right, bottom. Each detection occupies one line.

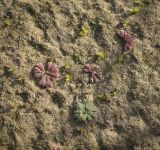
left=117, top=30, right=133, bottom=51
left=33, top=62, right=59, bottom=88
left=83, top=64, right=101, bottom=83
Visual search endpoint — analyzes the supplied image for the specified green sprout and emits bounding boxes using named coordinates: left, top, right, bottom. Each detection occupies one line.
left=79, top=25, right=89, bottom=37
left=63, top=63, right=70, bottom=69
left=4, top=66, right=14, bottom=77
left=95, top=51, right=105, bottom=59
left=117, top=54, right=125, bottom=63
left=15, top=76, right=25, bottom=84
left=128, top=7, right=141, bottom=15
left=121, top=19, right=129, bottom=27
left=4, top=18, right=11, bottom=26
left=64, top=74, right=72, bottom=82
left=73, top=52, right=83, bottom=62
left=74, top=100, right=96, bottom=122
left=133, top=0, right=144, bottom=6
left=7, top=68, right=13, bottom=73
left=97, top=92, right=115, bottom=101
left=73, top=127, right=84, bottom=135
left=128, top=0, right=144, bottom=15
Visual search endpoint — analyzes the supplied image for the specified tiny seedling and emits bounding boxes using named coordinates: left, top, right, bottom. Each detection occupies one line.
left=121, top=19, right=129, bottom=27
left=128, top=7, right=141, bottom=15
left=97, top=92, right=115, bottom=101
left=95, top=51, right=105, bottom=59
left=74, top=100, right=96, bottom=122
left=4, top=66, right=14, bottom=77
left=128, top=0, right=144, bottom=15
left=73, top=52, right=83, bottom=62
left=73, top=127, right=84, bottom=135
left=64, top=74, right=72, bottom=82
left=15, top=76, right=25, bottom=84
left=117, top=54, right=125, bottom=63
left=79, top=25, right=89, bottom=37
left=63, top=63, right=70, bottom=69
left=97, top=94, right=108, bottom=101
left=4, top=18, right=11, bottom=26
left=133, top=0, right=144, bottom=6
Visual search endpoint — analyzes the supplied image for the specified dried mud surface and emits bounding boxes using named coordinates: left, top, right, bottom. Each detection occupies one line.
left=0, top=0, right=160, bottom=150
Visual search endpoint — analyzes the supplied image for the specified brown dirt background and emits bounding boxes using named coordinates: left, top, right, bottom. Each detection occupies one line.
left=0, top=0, right=160, bottom=149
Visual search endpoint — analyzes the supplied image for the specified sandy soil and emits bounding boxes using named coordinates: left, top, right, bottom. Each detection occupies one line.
left=0, top=0, right=160, bottom=149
